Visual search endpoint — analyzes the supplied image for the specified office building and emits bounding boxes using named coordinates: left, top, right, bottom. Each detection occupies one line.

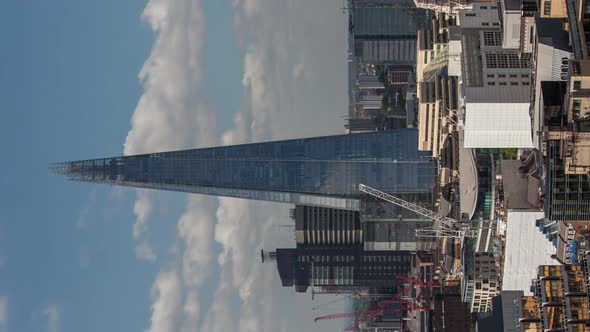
left=476, top=291, right=524, bottom=332
left=293, top=205, right=362, bottom=246
left=293, top=203, right=436, bottom=252
left=50, top=129, right=436, bottom=211
left=433, top=282, right=471, bottom=332
left=417, top=12, right=460, bottom=158
left=468, top=222, right=502, bottom=312
left=263, top=245, right=414, bottom=292
left=351, top=0, right=425, bottom=64
left=540, top=61, right=590, bottom=224
left=530, top=18, right=572, bottom=148
left=457, top=4, right=534, bottom=149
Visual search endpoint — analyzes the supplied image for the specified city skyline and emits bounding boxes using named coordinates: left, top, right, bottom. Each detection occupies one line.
left=0, top=0, right=353, bottom=331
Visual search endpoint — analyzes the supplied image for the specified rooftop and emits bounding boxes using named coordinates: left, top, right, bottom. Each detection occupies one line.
left=464, top=86, right=531, bottom=103
left=502, top=211, right=557, bottom=295
left=535, top=18, right=571, bottom=52
left=464, top=101, right=534, bottom=148
left=501, top=0, right=521, bottom=11
left=501, top=154, right=542, bottom=210
left=461, top=29, right=484, bottom=87
left=540, top=81, right=567, bottom=107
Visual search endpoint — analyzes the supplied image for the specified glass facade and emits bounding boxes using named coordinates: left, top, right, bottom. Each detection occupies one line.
left=545, top=140, right=590, bottom=221
left=50, top=129, right=436, bottom=210
left=275, top=244, right=414, bottom=292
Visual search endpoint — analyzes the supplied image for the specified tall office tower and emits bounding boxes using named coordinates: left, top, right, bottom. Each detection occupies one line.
left=351, top=0, right=426, bottom=64
left=262, top=245, right=414, bottom=292
left=293, top=205, right=362, bottom=246
left=50, top=129, right=435, bottom=210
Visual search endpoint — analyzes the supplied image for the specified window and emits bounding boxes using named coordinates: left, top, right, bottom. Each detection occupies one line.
left=499, top=82, right=507, bottom=86
left=466, top=13, right=476, bottom=17
left=487, top=74, right=495, bottom=78
left=488, top=82, right=496, bottom=86
left=574, top=80, right=581, bottom=90
left=483, top=31, right=502, bottom=46
left=482, top=22, right=490, bottom=26
left=510, top=74, right=517, bottom=78
left=511, top=82, right=519, bottom=86
left=493, top=22, right=500, bottom=26
left=481, top=6, right=487, bottom=9
left=490, top=5, right=497, bottom=9
left=544, top=1, right=552, bottom=15
left=573, top=99, right=581, bottom=112
left=522, top=74, right=529, bottom=78
left=498, top=74, right=506, bottom=78
left=523, top=82, right=530, bottom=86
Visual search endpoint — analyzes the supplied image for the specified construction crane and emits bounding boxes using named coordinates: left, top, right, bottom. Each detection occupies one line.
left=357, top=184, right=477, bottom=239
left=397, top=275, right=433, bottom=288
left=314, top=297, right=421, bottom=323
left=314, top=284, right=429, bottom=331
left=345, top=299, right=429, bottom=332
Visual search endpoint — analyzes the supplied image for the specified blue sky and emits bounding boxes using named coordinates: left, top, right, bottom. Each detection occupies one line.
left=0, top=1, right=349, bottom=331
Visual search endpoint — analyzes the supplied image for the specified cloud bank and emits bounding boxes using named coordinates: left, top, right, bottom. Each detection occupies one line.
left=126, top=0, right=349, bottom=330
left=42, top=304, right=60, bottom=332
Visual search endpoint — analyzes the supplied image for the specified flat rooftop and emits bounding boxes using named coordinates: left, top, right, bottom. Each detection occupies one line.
left=502, top=211, right=557, bottom=295
left=536, top=18, right=571, bottom=52
left=464, top=101, right=534, bottom=148
left=501, top=160, right=541, bottom=210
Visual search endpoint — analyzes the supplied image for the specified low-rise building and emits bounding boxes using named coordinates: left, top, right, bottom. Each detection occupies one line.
left=517, top=259, right=590, bottom=331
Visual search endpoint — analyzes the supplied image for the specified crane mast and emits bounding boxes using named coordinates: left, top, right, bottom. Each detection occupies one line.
left=357, top=184, right=474, bottom=239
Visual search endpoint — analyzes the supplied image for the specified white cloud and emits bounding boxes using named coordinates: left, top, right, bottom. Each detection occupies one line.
left=0, top=297, right=7, bottom=332
left=132, top=190, right=152, bottom=240
left=177, top=196, right=216, bottom=287
left=42, top=304, right=60, bottom=332
left=145, top=269, right=182, bottom=332
left=200, top=259, right=237, bottom=332
left=128, top=0, right=220, bottom=330
left=202, top=0, right=350, bottom=331
left=131, top=0, right=349, bottom=330
left=135, top=241, right=158, bottom=262
left=77, top=189, right=97, bottom=229
left=124, top=0, right=217, bottom=257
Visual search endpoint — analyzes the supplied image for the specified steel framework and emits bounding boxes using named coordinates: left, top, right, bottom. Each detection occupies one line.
left=357, top=184, right=478, bottom=239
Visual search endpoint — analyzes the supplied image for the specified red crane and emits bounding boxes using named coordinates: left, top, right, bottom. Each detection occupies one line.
left=397, top=275, right=433, bottom=288
left=344, top=297, right=428, bottom=332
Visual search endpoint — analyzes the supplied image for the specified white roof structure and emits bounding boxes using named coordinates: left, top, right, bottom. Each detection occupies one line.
left=502, top=211, right=557, bottom=295
left=464, top=102, right=534, bottom=148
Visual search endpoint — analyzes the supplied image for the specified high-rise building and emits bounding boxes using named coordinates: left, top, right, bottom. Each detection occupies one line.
left=263, top=244, right=414, bottom=293
left=293, top=205, right=362, bottom=246
left=50, top=129, right=436, bottom=210
left=351, top=0, right=426, bottom=64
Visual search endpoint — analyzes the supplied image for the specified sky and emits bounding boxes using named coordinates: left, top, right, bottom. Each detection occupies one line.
left=0, top=0, right=350, bottom=331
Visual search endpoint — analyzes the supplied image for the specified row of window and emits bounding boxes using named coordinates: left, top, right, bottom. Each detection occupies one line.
left=487, top=74, right=529, bottom=78
left=487, top=81, right=530, bottom=86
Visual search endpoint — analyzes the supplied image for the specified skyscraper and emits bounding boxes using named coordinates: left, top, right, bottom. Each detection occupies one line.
left=50, top=129, right=435, bottom=210
left=263, top=245, right=414, bottom=292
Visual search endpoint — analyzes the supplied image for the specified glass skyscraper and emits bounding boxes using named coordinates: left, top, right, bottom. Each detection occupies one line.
left=50, top=129, right=435, bottom=210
